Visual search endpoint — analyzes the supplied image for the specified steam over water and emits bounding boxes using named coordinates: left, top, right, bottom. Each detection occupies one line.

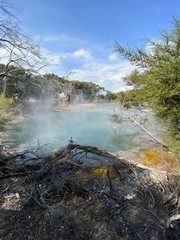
left=3, top=103, right=159, bottom=155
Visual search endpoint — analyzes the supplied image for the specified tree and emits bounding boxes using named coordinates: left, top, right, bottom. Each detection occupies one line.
left=114, top=16, right=180, bottom=155
left=0, top=1, right=46, bottom=94
left=71, top=80, right=104, bottom=100
left=104, top=91, right=117, bottom=101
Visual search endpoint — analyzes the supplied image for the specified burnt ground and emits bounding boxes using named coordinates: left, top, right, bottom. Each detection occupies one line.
left=0, top=143, right=180, bottom=240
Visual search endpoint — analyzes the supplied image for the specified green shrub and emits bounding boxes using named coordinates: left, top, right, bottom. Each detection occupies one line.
left=0, top=94, right=12, bottom=130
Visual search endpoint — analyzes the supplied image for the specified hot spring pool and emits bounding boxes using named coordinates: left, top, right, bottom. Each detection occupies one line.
left=3, top=104, right=158, bottom=155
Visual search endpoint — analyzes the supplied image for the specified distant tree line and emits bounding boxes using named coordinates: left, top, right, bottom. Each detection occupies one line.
left=0, top=65, right=105, bottom=102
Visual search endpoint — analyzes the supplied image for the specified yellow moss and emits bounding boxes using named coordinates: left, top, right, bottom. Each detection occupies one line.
left=90, top=167, right=108, bottom=177
left=138, top=148, right=180, bottom=173
left=75, top=167, right=108, bottom=180
left=75, top=166, right=124, bottom=180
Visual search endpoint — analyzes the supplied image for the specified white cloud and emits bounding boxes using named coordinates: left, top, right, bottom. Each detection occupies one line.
left=42, top=43, right=136, bottom=92
left=41, top=48, right=61, bottom=65
left=0, top=43, right=135, bottom=92
left=0, top=48, right=9, bottom=64
left=108, top=52, right=119, bottom=62
left=73, top=48, right=91, bottom=60
left=68, top=58, right=135, bottom=92
left=0, top=46, right=62, bottom=76
left=0, top=31, right=136, bottom=92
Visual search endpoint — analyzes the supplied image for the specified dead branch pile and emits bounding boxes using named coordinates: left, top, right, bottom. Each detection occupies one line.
left=0, top=143, right=180, bottom=239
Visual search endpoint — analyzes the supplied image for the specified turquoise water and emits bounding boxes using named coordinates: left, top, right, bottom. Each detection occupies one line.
left=3, top=104, right=156, bottom=155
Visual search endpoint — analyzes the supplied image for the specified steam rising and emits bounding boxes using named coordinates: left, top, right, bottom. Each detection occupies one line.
left=4, top=103, right=159, bottom=156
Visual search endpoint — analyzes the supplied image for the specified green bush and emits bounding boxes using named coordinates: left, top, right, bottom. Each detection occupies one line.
left=0, top=94, right=12, bottom=130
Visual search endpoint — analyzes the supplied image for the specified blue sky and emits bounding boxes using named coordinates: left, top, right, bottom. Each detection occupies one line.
left=8, top=0, right=180, bottom=92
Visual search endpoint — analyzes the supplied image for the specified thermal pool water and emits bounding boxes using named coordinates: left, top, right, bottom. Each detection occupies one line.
left=2, top=103, right=159, bottom=156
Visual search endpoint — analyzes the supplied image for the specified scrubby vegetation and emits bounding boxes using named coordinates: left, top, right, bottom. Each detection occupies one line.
left=0, top=94, right=12, bottom=130
left=114, top=16, right=180, bottom=157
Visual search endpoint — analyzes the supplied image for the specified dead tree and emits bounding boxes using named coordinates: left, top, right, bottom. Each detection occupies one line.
left=0, top=1, right=47, bottom=93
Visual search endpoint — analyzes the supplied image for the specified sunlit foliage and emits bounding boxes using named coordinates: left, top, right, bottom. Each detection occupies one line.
left=115, top=16, right=180, bottom=156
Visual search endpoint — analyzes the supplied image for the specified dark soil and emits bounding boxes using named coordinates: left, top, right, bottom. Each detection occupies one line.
left=0, top=143, right=180, bottom=240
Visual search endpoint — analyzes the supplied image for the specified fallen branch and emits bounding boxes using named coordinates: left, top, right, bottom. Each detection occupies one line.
left=127, top=115, right=168, bottom=149
left=67, top=142, right=130, bottom=167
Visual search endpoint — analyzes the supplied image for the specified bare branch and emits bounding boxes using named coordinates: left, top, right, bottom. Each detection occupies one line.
left=0, top=1, right=47, bottom=93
